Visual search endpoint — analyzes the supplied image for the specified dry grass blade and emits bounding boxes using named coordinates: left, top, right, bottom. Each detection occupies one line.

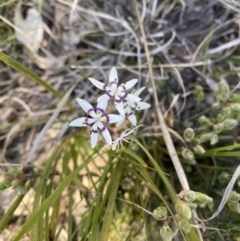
left=28, top=81, right=79, bottom=163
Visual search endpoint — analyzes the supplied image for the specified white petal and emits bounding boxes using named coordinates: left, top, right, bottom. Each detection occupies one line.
left=91, top=123, right=99, bottom=148
left=76, top=98, right=96, bottom=118
left=69, top=117, right=88, bottom=127
left=124, top=94, right=141, bottom=102
left=97, top=94, right=112, bottom=102
left=123, top=79, right=138, bottom=90
left=109, top=67, right=118, bottom=90
left=112, top=140, right=119, bottom=151
left=114, top=98, right=125, bottom=116
left=116, top=118, right=125, bottom=127
left=128, top=114, right=137, bottom=126
left=88, top=78, right=105, bottom=90
left=101, top=114, right=124, bottom=123
left=133, top=87, right=146, bottom=96
left=136, top=102, right=151, bottom=110
left=96, top=95, right=108, bottom=115
left=100, top=125, right=112, bottom=145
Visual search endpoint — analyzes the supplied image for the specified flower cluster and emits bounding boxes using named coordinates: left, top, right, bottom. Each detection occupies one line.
left=69, top=67, right=150, bottom=150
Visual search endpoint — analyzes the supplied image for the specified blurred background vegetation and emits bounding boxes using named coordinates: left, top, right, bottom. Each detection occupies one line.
left=1, top=0, right=240, bottom=240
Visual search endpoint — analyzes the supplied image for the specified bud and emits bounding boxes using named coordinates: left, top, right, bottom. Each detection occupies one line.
left=213, top=123, right=224, bottom=133
left=198, top=116, right=212, bottom=127
left=194, top=192, right=213, bottom=205
left=178, top=190, right=196, bottom=203
left=215, top=81, right=230, bottom=102
left=0, top=180, right=10, bottom=190
left=181, top=149, right=196, bottom=165
left=223, top=119, right=238, bottom=130
left=183, top=128, right=195, bottom=141
left=152, top=206, right=168, bottom=221
left=193, top=145, right=205, bottom=154
left=160, top=222, right=178, bottom=241
left=218, top=171, right=230, bottom=184
left=175, top=200, right=192, bottom=220
left=230, top=103, right=240, bottom=112
left=198, top=133, right=213, bottom=144
left=210, top=133, right=218, bottom=145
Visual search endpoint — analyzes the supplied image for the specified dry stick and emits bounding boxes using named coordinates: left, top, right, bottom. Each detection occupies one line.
left=133, top=0, right=189, bottom=191
left=133, top=1, right=204, bottom=240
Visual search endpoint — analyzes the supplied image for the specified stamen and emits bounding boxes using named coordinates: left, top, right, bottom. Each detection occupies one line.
left=96, top=107, right=104, bottom=114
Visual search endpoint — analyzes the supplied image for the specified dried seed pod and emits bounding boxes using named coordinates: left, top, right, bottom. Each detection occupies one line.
left=178, top=190, right=196, bottom=203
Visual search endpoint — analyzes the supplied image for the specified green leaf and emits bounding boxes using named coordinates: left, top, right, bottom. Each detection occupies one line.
left=0, top=52, right=72, bottom=108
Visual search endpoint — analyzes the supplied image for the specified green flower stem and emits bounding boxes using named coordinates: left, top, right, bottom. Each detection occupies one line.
left=100, top=160, right=123, bottom=241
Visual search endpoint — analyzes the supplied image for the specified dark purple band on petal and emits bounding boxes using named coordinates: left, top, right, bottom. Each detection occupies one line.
left=122, top=92, right=128, bottom=99
left=85, top=117, right=89, bottom=125
left=105, top=114, right=110, bottom=123
left=91, top=128, right=98, bottom=133
left=128, top=111, right=134, bottom=116
left=110, top=81, right=117, bottom=85
left=88, top=108, right=94, bottom=114
left=103, top=84, right=109, bottom=90
left=96, top=108, right=104, bottom=113
left=106, top=92, right=113, bottom=99
left=131, top=103, right=137, bottom=110
left=115, top=97, right=122, bottom=103
left=121, top=84, right=126, bottom=90
left=101, top=125, right=106, bottom=132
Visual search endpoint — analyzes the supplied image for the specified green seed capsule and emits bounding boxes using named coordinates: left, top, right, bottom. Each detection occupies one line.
left=160, top=222, right=178, bottom=241
left=178, top=218, right=191, bottom=234
left=198, top=133, right=213, bottom=143
left=193, top=145, right=205, bottom=154
left=194, top=192, right=213, bottom=205
left=183, top=128, right=195, bottom=141
left=210, top=133, right=218, bottom=145
left=223, top=119, right=238, bottom=130
left=230, top=103, right=240, bottom=112
left=181, top=149, right=196, bottom=165
left=213, top=123, right=224, bottom=133
left=228, top=191, right=240, bottom=202
left=227, top=201, right=240, bottom=214
left=218, top=171, right=230, bottom=184
left=198, top=116, right=212, bottom=127
left=215, top=81, right=230, bottom=101
left=175, top=200, right=192, bottom=220
left=152, top=206, right=168, bottom=221
left=0, top=180, right=10, bottom=190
